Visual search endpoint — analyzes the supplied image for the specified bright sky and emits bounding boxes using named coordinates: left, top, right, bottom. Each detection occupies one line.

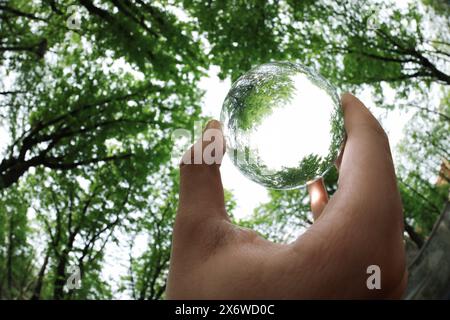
left=251, top=72, right=334, bottom=171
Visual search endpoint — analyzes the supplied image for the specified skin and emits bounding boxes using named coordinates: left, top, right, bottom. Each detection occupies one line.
left=166, top=93, right=407, bottom=299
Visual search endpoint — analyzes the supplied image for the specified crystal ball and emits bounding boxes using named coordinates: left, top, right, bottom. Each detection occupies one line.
left=220, top=61, right=345, bottom=189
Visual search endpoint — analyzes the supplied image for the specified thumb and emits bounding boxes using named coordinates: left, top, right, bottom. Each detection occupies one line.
left=178, top=120, right=228, bottom=216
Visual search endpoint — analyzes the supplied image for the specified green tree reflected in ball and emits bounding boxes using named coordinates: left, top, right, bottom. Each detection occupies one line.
left=221, top=61, right=345, bottom=189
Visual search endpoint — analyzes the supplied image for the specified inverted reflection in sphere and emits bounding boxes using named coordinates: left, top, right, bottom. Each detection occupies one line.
left=220, top=61, right=345, bottom=189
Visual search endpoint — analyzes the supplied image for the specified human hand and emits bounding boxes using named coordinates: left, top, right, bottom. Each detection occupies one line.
left=166, top=93, right=407, bottom=299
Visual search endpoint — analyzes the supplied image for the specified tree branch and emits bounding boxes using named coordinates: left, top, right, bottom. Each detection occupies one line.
left=42, top=153, right=132, bottom=170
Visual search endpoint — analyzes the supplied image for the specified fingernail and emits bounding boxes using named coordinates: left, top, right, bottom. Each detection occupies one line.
left=205, top=119, right=222, bottom=131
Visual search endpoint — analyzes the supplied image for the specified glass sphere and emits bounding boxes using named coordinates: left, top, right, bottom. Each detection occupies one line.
left=220, top=61, right=345, bottom=189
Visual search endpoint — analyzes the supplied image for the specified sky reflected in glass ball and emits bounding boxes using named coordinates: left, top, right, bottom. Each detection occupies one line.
left=221, top=61, right=345, bottom=189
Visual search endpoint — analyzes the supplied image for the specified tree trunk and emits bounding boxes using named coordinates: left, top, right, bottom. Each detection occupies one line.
left=6, top=214, right=14, bottom=297
left=31, top=250, right=50, bottom=300
left=404, top=221, right=425, bottom=249
left=53, top=250, right=68, bottom=300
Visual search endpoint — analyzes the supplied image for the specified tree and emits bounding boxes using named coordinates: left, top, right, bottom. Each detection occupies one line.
left=0, top=185, right=34, bottom=299
left=122, top=169, right=177, bottom=300
left=122, top=170, right=236, bottom=300
left=397, top=91, right=450, bottom=248
left=0, top=37, right=201, bottom=190
left=182, top=0, right=448, bottom=88
left=1, top=0, right=205, bottom=299
left=27, top=166, right=134, bottom=299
